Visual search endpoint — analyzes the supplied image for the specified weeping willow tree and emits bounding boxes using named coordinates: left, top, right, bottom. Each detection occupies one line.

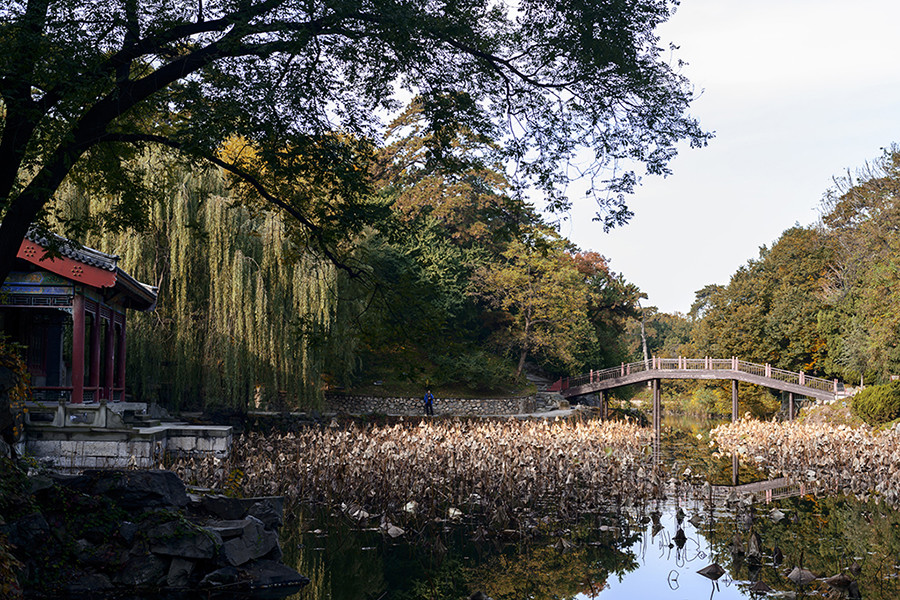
left=57, top=151, right=353, bottom=411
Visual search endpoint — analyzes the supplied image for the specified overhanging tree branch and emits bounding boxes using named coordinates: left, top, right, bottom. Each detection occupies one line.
left=99, top=132, right=364, bottom=278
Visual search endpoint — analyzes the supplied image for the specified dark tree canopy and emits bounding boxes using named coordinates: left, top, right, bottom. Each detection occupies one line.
left=0, top=0, right=710, bottom=283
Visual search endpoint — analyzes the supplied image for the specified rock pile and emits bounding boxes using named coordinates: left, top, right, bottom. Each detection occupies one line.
left=0, top=469, right=308, bottom=597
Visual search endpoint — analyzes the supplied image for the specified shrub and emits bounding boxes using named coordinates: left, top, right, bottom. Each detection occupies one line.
left=851, top=382, right=900, bottom=425
left=1, top=334, right=31, bottom=449
left=432, top=350, right=517, bottom=392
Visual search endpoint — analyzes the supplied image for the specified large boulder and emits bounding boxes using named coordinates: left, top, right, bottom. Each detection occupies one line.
left=218, top=516, right=279, bottom=567
left=146, top=520, right=222, bottom=559
left=65, top=470, right=189, bottom=510
left=65, top=572, right=115, bottom=593
left=2, top=512, right=51, bottom=555
left=248, top=498, right=284, bottom=530
left=244, top=560, right=311, bottom=593
left=200, top=494, right=283, bottom=525
left=167, top=557, right=196, bottom=588
left=113, top=554, right=168, bottom=587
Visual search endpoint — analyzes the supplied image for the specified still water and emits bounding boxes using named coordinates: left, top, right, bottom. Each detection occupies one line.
left=281, top=416, right=900, bottom=599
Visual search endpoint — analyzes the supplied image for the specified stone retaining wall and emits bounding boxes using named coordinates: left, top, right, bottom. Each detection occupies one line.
left=25, top=424, right=233, bottom=470
left=23, top=400, right=233, bottom=469
left=325, top=393, right=548, bottom=416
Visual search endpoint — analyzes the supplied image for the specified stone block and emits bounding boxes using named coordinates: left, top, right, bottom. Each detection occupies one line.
left=147, top=520, right=222, bottom=559
left=248, top=498, right=284, bottom=530
left=200, top=566, right=241, bottom=587
left=67, top=470, right=190, bottom=510
left=167, top=557, right=195, bottom=588
left=5, top=512, right=51, bottom=553
left=201, top=495, right=248, bottom=520
left=242, top=559, right=310, bottom=592
left=220, top=516, right=279, bottom=567
left=66, top=572, right=114, bottom=592
left=83, top=440, right=118, bottom=457
left=206, top=520, right=248, bottom=539
left=114, top=554, right=168, bottom=586
left=119, top=521, right=139, bottom=544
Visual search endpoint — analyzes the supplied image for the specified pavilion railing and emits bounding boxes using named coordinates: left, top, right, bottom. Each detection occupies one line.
left=24, top=398, right=128, bottom=429
left=31, top=386, right=125, bottom=403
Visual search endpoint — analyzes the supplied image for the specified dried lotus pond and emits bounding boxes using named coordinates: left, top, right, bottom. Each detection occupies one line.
left=173, top=414, right=900, bottom=599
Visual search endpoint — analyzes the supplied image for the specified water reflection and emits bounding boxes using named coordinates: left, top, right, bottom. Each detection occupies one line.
left=282, top=415, right=900, bottom=600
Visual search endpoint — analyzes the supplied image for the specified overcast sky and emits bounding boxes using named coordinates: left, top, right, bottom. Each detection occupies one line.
left=558, top=0, right=900, bottom=314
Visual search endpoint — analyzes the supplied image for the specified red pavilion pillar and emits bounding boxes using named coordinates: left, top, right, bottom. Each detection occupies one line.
left=72, top=295, right=85, bottom=404
left=104, top=313, right=115, bottom=400
left=89, top=304, right=101, bottom=401
left=116, top=316, right=127, bottom=400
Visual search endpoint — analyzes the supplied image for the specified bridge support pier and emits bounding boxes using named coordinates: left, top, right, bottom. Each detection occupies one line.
left=788, top=392, right=794, bottom=421
left=732, top=379, right=738, bottom=422
left=652, top=379, right=661, bottom=438
left=599, top=390, right=607, bottom=420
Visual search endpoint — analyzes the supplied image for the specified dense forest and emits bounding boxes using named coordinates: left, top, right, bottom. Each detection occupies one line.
left=56, top=104, right=642, bottom=411
left=22, top=33, right=894, bottom=412
left=636, top=146, right=900, bottom=401
left=59, top=139, right=900, bottom=414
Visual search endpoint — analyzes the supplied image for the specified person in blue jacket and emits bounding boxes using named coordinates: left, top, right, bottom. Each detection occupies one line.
left=424, top=390, right=435, bottom=416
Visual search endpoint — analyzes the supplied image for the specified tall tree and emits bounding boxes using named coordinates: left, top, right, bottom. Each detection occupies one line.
left=59, top=151, right=347, bottom=409
left=690, top=227, right=832, bottom=373
left=573, top=251, right=642, bottom=367
left=0, top=0, right=710, bottom=284
left=820, top=146, right=900, bottom=381
left=471, top=230, right=593, bottom=377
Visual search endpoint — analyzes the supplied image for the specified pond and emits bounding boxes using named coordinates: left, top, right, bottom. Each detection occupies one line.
left=280, top=414, right=900, bottom=600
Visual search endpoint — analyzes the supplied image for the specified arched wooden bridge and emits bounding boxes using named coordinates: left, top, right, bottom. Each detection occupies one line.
left=551, top=358, right=846, bottom=428
left=554, top=357, right=844, bottom=402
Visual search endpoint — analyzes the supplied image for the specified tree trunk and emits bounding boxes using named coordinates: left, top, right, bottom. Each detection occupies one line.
left=516, top=348, right=528, bottom=378
left=0, top=208, right=33, bottom=285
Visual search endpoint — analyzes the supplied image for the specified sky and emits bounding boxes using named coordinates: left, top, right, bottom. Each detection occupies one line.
left=557, top=0, right=900, bottom=315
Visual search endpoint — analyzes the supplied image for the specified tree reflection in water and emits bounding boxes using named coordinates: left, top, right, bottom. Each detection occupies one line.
left=280, top=492, right=900, bottom=600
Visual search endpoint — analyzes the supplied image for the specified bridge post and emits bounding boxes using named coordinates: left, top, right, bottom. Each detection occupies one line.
left=732, top=379, right=739, bottom=422
left=766, top=363, right=771, bottom=378
left=652, top=379, right=661, bottom=438
left=799, top=371, right=805, bottom=386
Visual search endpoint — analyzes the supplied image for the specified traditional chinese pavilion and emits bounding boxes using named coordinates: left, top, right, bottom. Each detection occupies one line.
left=0, top=232, right=157, bottom=404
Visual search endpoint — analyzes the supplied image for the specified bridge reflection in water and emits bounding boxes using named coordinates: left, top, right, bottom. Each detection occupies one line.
left=650, top=414, right=809, bottom=507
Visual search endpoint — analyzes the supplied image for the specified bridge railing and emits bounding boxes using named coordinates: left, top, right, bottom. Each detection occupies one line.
left=557, top=357, right=843, bottom=395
